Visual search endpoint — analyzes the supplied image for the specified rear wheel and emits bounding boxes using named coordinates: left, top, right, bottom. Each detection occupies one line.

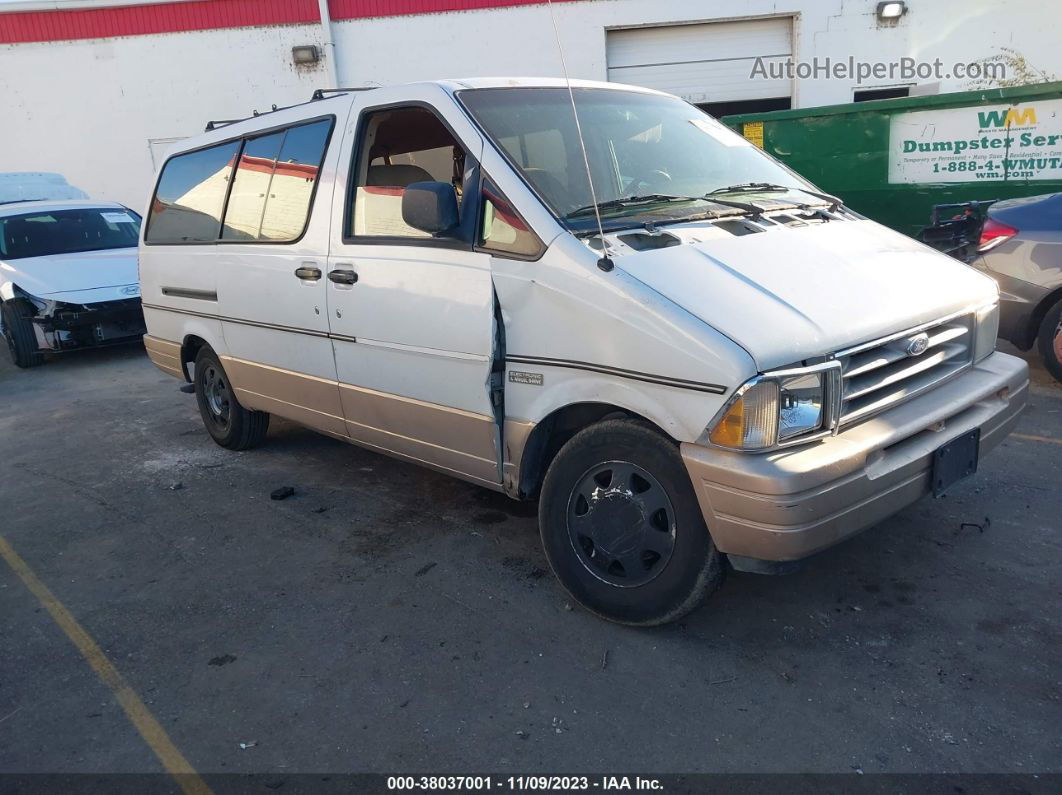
left=2, top=299, right=44, bottom=368
left=194, top=346, right=269, bottom=450
left=1038, top=297, right=1062, bottom=384
left=538, top=419, right=724, bottom=626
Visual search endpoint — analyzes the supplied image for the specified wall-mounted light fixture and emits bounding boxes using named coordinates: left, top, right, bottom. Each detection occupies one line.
left=876, top=1, right=907, bottom=20
left=292, top=45, right=321, bottom=66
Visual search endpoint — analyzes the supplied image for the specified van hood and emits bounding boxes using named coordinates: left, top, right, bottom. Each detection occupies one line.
left=3, top=247, right=139, bottom=304
left=618, top=219, right=998, bottom=370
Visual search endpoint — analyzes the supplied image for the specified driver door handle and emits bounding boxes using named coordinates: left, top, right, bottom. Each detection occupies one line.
left=295, top=265, right=322, bottom=280
left=328, top=269, right=358, bottom=285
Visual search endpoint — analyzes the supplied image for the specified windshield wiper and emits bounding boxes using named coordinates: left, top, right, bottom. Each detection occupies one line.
left=564, top=194, right=701, bottom=219
left=701, top=197, right=763, bottom=216
left=708, top=182, right=842, bottom=211
left=708, top=182, right=792, bottom=195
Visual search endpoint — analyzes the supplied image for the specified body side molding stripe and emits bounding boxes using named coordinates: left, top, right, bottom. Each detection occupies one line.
left=142, top=304, right=727, bottom=394
left=143, top=302, right=335, bottom=339
left=160, top=287, right=218, bottom=301
left=506, top=355, right=728, bottom=395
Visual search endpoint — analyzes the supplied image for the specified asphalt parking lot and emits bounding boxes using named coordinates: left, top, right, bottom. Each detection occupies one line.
left=1, top=341, right=1060, bottom=782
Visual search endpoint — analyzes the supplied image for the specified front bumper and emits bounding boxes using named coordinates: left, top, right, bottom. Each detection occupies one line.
left=681, top=351, right=1028, bottom=568
left=30, top=297, right=146, bottom=352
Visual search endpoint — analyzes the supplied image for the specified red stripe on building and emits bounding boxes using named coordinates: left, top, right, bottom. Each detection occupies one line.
left=331, top=0, right=579, bottom=19
left=0, top=0, right=583, bottom=44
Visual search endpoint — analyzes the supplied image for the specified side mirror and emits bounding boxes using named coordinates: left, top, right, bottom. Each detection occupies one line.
left=402, top=181, right=460, bottom=236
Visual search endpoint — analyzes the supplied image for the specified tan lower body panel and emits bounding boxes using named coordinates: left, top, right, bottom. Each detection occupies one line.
left=221, top=356, right=348, bottom=438
left=143, top=335, right=183, bottom=379
left=219, top=355, right=500, bottom=488
left=338, top=382, right=499, bottom=485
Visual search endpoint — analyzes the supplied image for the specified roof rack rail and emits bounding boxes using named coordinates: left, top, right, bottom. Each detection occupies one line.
left=204, top=119, right=246, bottom=131
left=204, top=89, right=375, bottom=132
left=202, top=101, right=299, bottom=132
left=310, top=87, right=377, bottom=100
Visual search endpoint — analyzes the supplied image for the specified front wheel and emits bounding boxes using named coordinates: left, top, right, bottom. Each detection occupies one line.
left=1038, top=297, right=1062, bottom=384
left=2, top=299, right=44, bottom=368
left=538, top=419, right=724, bottom=626
left=194, top=346, right=270, bottom=450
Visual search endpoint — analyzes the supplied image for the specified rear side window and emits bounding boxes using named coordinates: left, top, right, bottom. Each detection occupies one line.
left=221, top=132, right=285, bottom=241
left=222, top=119, right=332, bottom=242
left=147, top=142, right=240, bottom=243
left=147, top=117, right=332, bottom=245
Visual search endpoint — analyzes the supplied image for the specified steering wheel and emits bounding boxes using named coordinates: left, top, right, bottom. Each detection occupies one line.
left=627, top=168, right=673, bottom=195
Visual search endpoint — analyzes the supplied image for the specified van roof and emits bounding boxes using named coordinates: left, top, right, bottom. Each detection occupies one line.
left=441, top=76, right=661, bottom=93
left=170, top=77, right=663, bottom=159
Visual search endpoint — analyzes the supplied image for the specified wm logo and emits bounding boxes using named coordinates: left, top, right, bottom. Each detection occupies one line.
left=977, top=106, right=1037, bottom=128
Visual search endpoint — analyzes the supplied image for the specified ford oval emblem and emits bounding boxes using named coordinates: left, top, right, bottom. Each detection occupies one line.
left=121, top=285, right=140, bottom=296
left=905, top=332, right=930, bottom=357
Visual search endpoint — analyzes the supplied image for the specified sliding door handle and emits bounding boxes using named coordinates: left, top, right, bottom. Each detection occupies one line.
left=327, top=269, right=358, bottom=285
left=295, top=265, right=322, bottom=280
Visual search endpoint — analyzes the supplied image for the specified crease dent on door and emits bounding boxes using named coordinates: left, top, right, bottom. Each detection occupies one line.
left=489, top=288, right=506, bottom=483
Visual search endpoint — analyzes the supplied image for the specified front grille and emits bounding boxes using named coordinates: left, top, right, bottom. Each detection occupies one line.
left=836, top=314, right=974, bottom=425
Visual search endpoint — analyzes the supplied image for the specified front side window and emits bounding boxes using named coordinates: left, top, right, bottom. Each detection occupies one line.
left=459, top=87, right=816, bottom=231
left=0, top=208, right=141, bottom=260
left=349, top=106, right=468, bottom=240
left=223, top=119, right=332, bottom=242
left=147, top=141, right=240, bottom=243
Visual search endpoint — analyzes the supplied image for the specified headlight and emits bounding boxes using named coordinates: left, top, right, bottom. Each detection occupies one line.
left=779, top=372, right=826, bottom=439
left=709, top=369, right=832, bottom=451
left=973, top=300, right=999, bottom=362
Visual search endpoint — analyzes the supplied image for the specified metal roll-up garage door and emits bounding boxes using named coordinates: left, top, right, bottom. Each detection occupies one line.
left=606, top=17, right=793, bottom=115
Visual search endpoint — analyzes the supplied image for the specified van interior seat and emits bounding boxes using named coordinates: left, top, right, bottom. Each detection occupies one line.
left=366, top=164, right=434, bottom=189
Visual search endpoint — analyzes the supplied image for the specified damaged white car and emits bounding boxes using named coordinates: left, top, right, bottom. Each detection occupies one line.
left=1, top=200, right=146, bottom=367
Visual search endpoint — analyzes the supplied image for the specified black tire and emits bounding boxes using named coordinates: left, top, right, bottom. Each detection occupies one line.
left=2, top=299, right=44, bottom=368
left=1037, top=297, right=1062, bottom=384
left=539, top=419, right=724, bottom=626
left=193, top=345, right=269, bottom=450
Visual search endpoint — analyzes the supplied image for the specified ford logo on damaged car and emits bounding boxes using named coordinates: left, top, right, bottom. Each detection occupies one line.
left=121, top=285, right=140, bottom=296
left=905, top=332, right=930, bottom=357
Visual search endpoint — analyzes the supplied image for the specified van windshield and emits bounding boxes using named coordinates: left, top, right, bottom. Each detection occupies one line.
left=459, top=87, right=816, bottom=231
left=0, top=207, right=142, bottom=260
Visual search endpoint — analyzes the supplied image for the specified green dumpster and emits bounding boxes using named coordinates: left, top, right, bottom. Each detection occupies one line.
left=720, top=81, right=1062, bottom=238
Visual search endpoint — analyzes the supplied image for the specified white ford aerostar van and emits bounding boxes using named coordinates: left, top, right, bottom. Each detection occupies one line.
left=140, top=78, right=1028, bottom=625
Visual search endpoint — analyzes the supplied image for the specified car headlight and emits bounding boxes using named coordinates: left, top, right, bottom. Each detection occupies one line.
left=973, top=300, right=999, bottom=362
left=709, top=368, right=833, bottom=450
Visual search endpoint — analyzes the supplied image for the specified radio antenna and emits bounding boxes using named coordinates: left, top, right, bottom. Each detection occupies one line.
left=545, top=0, right=614, bottom=272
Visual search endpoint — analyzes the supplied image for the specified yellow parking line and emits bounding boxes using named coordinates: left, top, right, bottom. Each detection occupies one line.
left=0, top=536, right=213, bottom=795
left=1012, top=432, right=1062, bottom=446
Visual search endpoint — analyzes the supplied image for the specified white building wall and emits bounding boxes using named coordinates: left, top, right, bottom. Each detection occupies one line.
left=331, top=0, right=1059, bottom=107
left=0, top=23, right=333, bottom=208
left=0, top=0, right=1057, bottom=208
